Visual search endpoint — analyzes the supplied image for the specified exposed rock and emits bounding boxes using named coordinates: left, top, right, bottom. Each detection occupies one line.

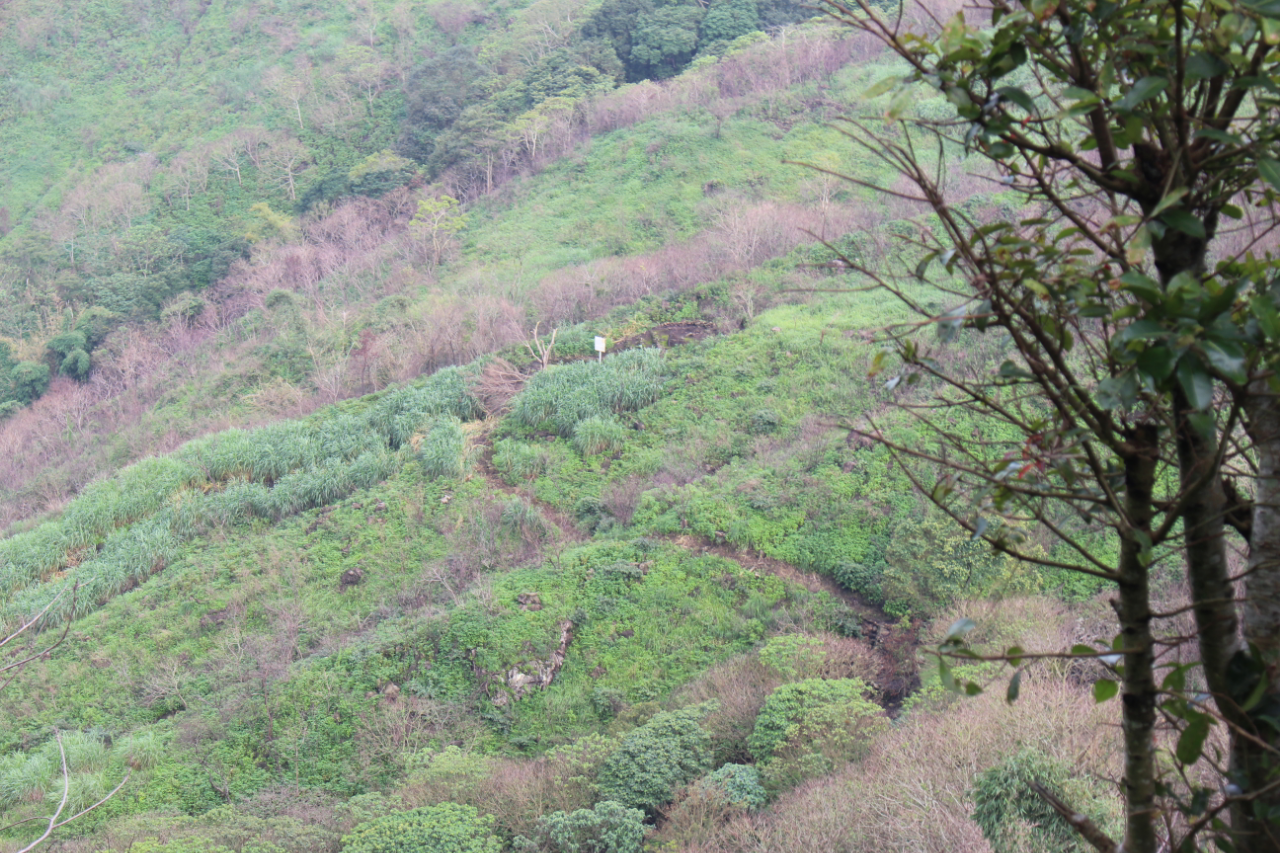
left=479, top=620, right=574, bottom=707
left=516, top=592, right=543, bottom=611
left=382, top=683, right=400, bottom=701
left=340, top=567, right=365, bottom=587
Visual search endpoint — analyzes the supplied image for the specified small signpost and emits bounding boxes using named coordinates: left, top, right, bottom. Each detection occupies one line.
left=594, top=335, right=606, bottom=361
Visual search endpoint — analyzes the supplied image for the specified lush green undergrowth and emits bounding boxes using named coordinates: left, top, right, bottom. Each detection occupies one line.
left=0, top=284, right=1122, bottom=850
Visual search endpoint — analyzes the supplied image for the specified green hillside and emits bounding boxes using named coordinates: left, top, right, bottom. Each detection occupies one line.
left=0, top=1, right=1139, bottom=851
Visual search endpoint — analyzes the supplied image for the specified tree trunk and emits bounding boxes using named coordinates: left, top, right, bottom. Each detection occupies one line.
left=1240, top=387, right=1280, bottom=853
left=1119, top=425, right=1160, bottom=853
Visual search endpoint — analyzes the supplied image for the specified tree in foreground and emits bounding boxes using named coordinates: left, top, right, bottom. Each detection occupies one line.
left=808, top=0, right=1280, bottom=849
left=0, top=585, right=130, bottom=850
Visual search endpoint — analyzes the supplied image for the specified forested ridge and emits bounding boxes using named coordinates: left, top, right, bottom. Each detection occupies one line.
left=0, top=0, right=1275, bottom=850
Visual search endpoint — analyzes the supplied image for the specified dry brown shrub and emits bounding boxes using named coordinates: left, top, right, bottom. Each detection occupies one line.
left=601, top=476, right=648, bottom=527
left=675, top=654, right=782, bottom=764
left=472, top=358, right=525, bottom=417
left=401, top=736, right=613, bottom=838
left=691, top=674, right=1118, bottom=853
left=658, top=782, right=747, bottom=850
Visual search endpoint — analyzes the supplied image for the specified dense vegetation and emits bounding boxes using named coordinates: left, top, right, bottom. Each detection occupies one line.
left=0, top=0, right=1205, bottom=849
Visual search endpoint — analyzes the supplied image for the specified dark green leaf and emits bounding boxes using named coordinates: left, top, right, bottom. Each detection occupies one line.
left=1006, top=646, right=1025, bottom=667
left=1176, top=715, right=1211, bottom=765
left=1251, top=294, right=1280, bottom=339
left=997, top=86, right=1037, bottom=115
left=1161, top=209, right=1207, bottom=239
left=1071, top=644, right=1097, bottom=657
left=1119, top=271, right=1162, bottom=303
left=1186, top=52, right=1230, bottom=81
left=1162, top=665, right=1187, bottom=692
left=1094, top=679, right=1119, bottom=702
left=1119, top=319, right=1167, bottom=343
left=1177, top=354, right=1215, bottom=410
left=1152, top=188, right=1189, bottom=216
left=915, top=251, right=938, bottom=280
left=946, top=617, right=976, bottom=641
left=1136, top=345, right=1178, bottom=382
left=1117, top=76, right=1168, bottom=111
left=1195, top=127, right=1244, bottom=145
left=1006, top=669, right=1022, bottom=704
left=1242, top=0, right=1280, bottom=17
left=1202, top=339, right=1247, bottom=384
left=1259, top=158, right=1280, bottom=193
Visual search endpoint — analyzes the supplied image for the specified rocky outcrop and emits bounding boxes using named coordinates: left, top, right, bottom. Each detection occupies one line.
left=475, top=619, right=574, bottom=707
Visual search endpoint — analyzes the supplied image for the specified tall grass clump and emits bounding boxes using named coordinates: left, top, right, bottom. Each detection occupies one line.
left=0, top=364, right=480, bottom=624
left=512, top=349, right=668, bottom=436
left=367, top=366, right=483, bottom=449
left=418, top=418, right=469, bottom=478
left=572, top=417, right=628, bottom=456
left=492, top=440, right=550, bottom=480
left=59, top=457, right=202, bottom=544
left=4, top=448, right=399, bottom=628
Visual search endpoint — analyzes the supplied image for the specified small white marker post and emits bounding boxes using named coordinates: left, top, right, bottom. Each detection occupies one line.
left=594, top=335, right=606, bottom=361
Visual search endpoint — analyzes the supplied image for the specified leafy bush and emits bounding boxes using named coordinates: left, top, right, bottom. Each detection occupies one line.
left=747, top=678, right=878, bottom=763
left=598, top=703, right=716, bottom=812
left=572, top=416, right=628, bottom=456
left=60, top=347, right=91, bottom=379
left=971, top=749, right=1118, bottom=853
left=757, top=635, right=826, bottom=681
left=46, top=330, right=88, bottom=360
left=512, top=800, right=647, bottom=853
left=747, top=408, right=780, bottom=435
left=75, top=306, right=119, bottom=349
left=341, top=803, right=501, bottom=853
left=9, top=361, right=49, bottom=403
left=694, top=763, right=766, bottom=809
left=832, top=559, right=885, bottom=603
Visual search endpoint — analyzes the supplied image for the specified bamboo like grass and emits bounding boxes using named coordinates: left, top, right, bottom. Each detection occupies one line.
left=511, top=349, right=669, bottom=437
left=0, top=364, right=485, bottom=629
left=572, top=416, right=628, bottom=456
left=418, top=418, right=469, bottom=478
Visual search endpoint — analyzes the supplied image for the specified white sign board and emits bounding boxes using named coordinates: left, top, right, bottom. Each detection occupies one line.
left=594, top=336, right=607, bottom=353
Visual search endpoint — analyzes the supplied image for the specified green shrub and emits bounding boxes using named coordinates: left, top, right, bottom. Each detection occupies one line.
left=757, top=635, right=826, bottom=681
left=832, top=560, right=884, bottom=602
left=9, top=361, right=49, bottom=403
left=75, top=306, right=119, bottom=349
left=971, top=749, right=1119, bottom=853
left=60, top=348, right=91, bottom=379
left=341, top=803, right=501, bottom=853
left=572, top=416, right=628, bottom=456
left=758, top=689, right=888, bottom=793
left=693, top=764, right=766, bottom=809
left=512, top=800, right=647, bottom=853
left=747, top=678, right=878, bottom=763
left=598, top=703, right=716, bottom=812
left=747, top=408, right=780, bottom=435
left=0, top=401, right=21, bottom=419
left=127, top=839, right=235, bottom=853
left=46, top=330, right=88, bottom=359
